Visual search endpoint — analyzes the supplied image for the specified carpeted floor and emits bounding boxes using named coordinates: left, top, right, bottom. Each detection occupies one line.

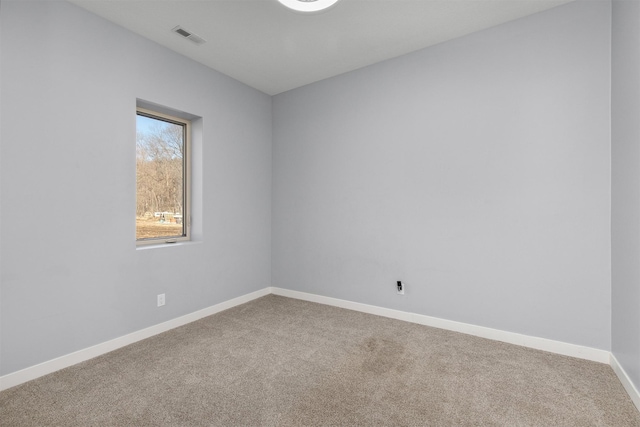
left=1, top=295, right=639, bottom=426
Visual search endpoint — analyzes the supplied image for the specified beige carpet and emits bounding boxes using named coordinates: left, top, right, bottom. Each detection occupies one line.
left=1, top=295, right=639, bottom=426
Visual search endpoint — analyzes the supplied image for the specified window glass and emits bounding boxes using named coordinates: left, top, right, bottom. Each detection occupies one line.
left=136, top=109, right=189, bottom=243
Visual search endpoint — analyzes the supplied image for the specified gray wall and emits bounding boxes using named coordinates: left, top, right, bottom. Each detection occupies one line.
left=0, top=1, right=272, bottom=375
left=0, top=0, right=3, bottom=378
left=612, top=0, right=640, bottom=392
left=0, top=0, right=624, bottom=381
left=273, top=0, right=612, bottom=350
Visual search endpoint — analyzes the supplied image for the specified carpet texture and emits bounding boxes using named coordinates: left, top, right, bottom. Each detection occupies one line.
left=1, top=295, right=639, bottom=426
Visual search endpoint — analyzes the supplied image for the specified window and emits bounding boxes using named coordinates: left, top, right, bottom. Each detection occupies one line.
left=136, top=107, right=191, bottom=244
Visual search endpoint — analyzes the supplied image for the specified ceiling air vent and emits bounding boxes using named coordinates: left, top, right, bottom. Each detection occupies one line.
left=171, top=26, right=206, bottom=45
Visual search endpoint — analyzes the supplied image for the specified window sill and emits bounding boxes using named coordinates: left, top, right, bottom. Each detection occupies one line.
left=136, top=240, right=202, bottom=251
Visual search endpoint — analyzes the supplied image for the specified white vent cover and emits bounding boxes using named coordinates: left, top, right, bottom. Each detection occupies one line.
left=171, top=26, right=206, bottom=45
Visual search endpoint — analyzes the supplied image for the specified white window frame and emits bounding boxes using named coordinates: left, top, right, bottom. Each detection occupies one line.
left=136, top=107, right=191, bottom=246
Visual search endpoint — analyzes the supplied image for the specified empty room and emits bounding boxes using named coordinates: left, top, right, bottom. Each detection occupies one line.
left=1, top=0, right=640, bottom=425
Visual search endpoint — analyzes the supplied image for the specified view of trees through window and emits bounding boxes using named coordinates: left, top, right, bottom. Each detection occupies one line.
left=136, top=111, right=187, bottom=241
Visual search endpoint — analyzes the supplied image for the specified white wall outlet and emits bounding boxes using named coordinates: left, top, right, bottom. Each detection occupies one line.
left=397, top=281, right=405, bottom=295
left=157, top=293, right=166, bottom=307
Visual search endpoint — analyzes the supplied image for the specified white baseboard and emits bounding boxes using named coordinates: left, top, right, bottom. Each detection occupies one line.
left=610, top=353, right=640, bottom=412
left=0, top=286, right=623, bottom=397
left=0, top=287, right=271, bottom=391
left=270, top=287, right=611, bottom=364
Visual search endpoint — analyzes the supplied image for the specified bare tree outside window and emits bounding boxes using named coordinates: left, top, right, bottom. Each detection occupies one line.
left=136, top=109, right=190, bottom=243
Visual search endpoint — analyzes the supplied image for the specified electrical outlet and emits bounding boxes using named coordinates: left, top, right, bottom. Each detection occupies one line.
left=397, top=281, right=404, bottom=295
left=157, top=293, right=166, bottom=307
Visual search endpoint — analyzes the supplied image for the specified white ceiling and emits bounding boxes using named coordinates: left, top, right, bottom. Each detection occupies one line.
left=68, top=0, right=574, bottom=95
